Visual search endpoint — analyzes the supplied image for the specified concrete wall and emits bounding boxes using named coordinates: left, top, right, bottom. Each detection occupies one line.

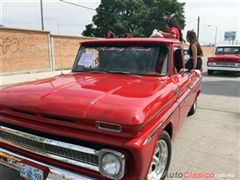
left=0, top=28, right=50, bottom=73
left=202, top=46, right=215, bottom=57
left=0, top=27, right=93, bottom=74
left=52, top=35, right=91, bottom=70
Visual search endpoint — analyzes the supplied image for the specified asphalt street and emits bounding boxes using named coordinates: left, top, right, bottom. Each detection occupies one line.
left=1, top=61, right=239, bottom=180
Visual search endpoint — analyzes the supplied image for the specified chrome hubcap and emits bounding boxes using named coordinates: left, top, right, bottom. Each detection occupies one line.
left=193, top=99, right=197, bottom=110
left=147, top=140, right=168, bottom=180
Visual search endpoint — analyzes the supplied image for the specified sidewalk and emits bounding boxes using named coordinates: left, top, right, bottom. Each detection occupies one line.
left=1, top=70, right=71, bottom=88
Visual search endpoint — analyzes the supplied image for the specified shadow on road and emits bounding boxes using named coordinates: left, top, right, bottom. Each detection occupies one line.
left=201, top=79, right=240, bottom=97
left=202, top=71, right=240, bottom=77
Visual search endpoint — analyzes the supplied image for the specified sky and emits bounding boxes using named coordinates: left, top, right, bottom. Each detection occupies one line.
left=1, top=0, right=240, bottom=45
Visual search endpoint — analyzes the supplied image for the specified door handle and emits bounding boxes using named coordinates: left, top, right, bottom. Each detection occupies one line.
left=175, top=88, right=180, bottom=95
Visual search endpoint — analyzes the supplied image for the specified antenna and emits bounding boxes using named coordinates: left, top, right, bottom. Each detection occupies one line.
left=57, top=24, right=64, bottom=75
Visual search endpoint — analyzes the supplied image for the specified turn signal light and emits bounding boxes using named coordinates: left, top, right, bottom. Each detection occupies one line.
left=96, top=121, right=122, bottom=133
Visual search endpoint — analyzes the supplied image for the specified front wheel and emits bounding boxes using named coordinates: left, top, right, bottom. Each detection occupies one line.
left=147, top=131, right=172, bottom=180
left=188, top=98, right=197, bottom=116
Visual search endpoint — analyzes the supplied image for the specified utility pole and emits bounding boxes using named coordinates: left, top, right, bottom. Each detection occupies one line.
left=40, top=0, right=44, bottom=30
left=197, top=16, right=200, bottom=40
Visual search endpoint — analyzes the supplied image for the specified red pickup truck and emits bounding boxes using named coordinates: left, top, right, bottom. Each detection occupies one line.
left=207, top=45, right=240, bottom=75
left=0, top=38, right=202, bottom=180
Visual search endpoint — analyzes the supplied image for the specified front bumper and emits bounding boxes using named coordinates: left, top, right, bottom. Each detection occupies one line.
left=0, top=148, right=95, bottom=180
left=207, top=66, right=240, bottom=72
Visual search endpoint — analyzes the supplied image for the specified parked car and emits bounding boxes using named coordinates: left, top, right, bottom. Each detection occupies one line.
left=0, top=38, right=202, bottom=180
left=207, top=45, right=240, bottom=75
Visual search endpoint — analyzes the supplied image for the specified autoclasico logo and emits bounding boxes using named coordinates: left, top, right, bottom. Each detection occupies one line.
left=164, top=171, right=235, bottom=179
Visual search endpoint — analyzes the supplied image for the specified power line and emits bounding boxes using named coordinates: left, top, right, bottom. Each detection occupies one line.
left=59, top=0, right=184, bottom=26
left=59, top=0, right=96, bottom=11
left=59, top=0, right=192, bottom=31
left=59, top=1, right=161, bottom=26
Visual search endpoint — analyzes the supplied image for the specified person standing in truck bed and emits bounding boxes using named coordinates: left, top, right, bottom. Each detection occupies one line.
left=151, top=14, right=183, bottom=42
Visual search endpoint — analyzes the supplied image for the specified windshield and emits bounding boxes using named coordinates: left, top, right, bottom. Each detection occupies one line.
left=216, top=47, right=240, bottom=55
left=72, top=45, right=169, bottom=76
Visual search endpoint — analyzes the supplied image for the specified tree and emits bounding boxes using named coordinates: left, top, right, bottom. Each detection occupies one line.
left=82, top=0, right=185, bottom=37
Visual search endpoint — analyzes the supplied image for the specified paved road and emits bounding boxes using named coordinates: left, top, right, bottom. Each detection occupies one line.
left=1, top=62, right=239, bottom=180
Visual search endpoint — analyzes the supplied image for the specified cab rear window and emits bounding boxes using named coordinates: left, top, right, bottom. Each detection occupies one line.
left=216, top=47, right=240, bottom=54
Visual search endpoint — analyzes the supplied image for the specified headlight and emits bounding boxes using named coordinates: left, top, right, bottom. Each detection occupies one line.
left=208, top=62, right=216, bottom=66
left=102, top=153, right=121, bottom=175
left=99, top=149, right=125, bottom=179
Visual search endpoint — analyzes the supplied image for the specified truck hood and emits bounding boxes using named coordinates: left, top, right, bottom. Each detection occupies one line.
left=1, top=73, right=174, bottom=137
left=208, top=54, right=240, bottom=63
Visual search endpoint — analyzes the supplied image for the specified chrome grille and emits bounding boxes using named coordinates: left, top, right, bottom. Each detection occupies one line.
left=0, top=126, right=99, bottom=172
left=215, top=62, right=236, bottom=67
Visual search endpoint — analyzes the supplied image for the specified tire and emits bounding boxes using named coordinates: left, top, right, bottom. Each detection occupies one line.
left=188, top=98, right=197, bottom=116
left=147, top=131, right=172, bottom=180
left=207, top=70, right=214, bottom=75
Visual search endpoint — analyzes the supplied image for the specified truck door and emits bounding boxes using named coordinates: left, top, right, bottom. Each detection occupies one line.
left=171, top=46, right=192, bottom=130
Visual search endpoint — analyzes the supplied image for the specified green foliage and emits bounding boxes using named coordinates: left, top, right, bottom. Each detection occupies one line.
left=82, top=0, right=185, bottom=37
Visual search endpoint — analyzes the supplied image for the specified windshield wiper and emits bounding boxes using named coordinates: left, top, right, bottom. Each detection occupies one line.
left=137, top=73, right=166, bottom=77
left=72, top=70, right=107, bottom=74
left=105, top=70, right=142, bottom=77
left=105, top=70, right=166, bottom=77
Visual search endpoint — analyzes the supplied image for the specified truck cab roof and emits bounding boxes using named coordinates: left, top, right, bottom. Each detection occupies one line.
left=81, top=38, right=181, bottom=46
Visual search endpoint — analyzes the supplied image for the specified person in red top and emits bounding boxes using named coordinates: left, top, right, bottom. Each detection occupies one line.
left=151, top=14, right=183, bottom=42
left=105, top=31, right=114, bottom=38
